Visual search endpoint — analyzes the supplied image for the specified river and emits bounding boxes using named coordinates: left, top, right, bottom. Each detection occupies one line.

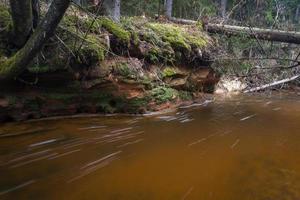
left=0, top=93, right=300, bottom=199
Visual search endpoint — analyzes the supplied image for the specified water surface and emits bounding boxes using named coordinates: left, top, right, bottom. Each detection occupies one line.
left=1, top=93, right=300, bottom=199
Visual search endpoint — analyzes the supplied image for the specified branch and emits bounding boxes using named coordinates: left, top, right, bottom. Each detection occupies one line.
left=243, top=75, right=300, bottom=93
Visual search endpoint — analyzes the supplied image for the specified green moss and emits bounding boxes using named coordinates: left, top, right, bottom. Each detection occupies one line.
left=60, top=12, right=209, bottom=66
left=140, top=76, right=154, bottom=89
left=145, top=45, right=175, bottom=64
left=62, top=13, right=130, bottom=44
left=196, top=21, right=203, bottom=31
left=85, top=35, right=106, bottom=61
left=72, top=16, right=130, bottom=43
left=0, top=5, right=12, bottom=56
left=99, top=17, right=131, bottom=43
left=149, top=86, right=179, bottom=104
left=147, top=23, right=208, bottom=51
left=61, top=14, right=78, bottom=32
left=0, top=55, right=17, bottom=79
left=141, top=30, right=163, bottom=46
left=147, top=23, right=191, bottom=51
left=113, top=62, right=143, bottom=80
left=186, top=35, right=207, bottom=48
left=162, top=67, right=177, bottom=78
left=114, top=62, right=132, bottom=77
left=0, top=5, right=11, bottom=29
left=179, top=91, right=193, bottom=101
left=147, top=47, right=160, bottom=63
left=27, top=65, right=50, bottom=73
left=69, top=35, right=106, bottom=67
left=132, top=31, right=140, bottom=46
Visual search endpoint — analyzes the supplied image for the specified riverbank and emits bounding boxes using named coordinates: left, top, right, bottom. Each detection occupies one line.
left=0, top=5, right=219, bottom=122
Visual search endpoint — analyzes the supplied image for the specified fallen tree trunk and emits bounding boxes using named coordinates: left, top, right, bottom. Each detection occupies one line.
left=243, top=75, right=300, bottom=93
left=170, top=17, right=300, bottom=44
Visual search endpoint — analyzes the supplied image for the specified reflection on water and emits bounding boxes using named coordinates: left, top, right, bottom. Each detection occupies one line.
left=0, top=93, right=300, bottom=199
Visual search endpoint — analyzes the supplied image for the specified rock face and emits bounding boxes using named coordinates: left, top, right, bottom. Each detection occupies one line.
left=0, top=5, right=219, bottom=122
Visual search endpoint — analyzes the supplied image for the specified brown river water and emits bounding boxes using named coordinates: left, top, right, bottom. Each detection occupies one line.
left=0, top=93, right=300, bottom=200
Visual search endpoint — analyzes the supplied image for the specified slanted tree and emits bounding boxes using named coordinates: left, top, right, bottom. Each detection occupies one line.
left=0, top=0, right=71, bottom=80
left=103, top=0, right=121, bottom=22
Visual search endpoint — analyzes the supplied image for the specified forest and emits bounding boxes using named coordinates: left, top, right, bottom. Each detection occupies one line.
left=1, top=1, right=300, bottom=200
left=0, top=0, right=299, bottom=121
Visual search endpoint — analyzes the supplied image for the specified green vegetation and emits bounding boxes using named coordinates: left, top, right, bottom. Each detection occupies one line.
left=150, top=86, right=179, bottom=104
left=0, top=4, right=11, bottom=56
left=147, top=23, right=207, bottom=51
left=0, top=4, right=11, bottom=29
left=100, top=17, right=131, bottom=43
left=162, top=67, right=177, bottom=78
left=75, top=35, right=107, bottom=66
left=0, top=2, right=218, bottom=121
left=114, top=62, right=137, bottom=79
left=179, top=90, right=193, bottom=101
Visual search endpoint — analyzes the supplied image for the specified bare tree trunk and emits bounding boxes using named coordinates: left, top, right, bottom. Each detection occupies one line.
left=103, top=0, right=120, bottom=22
left=164, top=0, right=173, bottom=18
left=9, top=0, right=33, bottom=47
left=221, top=0, right=227, bottom=18
left=0, top=0, right=71, bottom=80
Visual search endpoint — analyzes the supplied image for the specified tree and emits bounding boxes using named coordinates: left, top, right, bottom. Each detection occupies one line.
left=221, top=0, right=227, bottom=18
left=0, top=0, right=71, bottom=80
left=9, top=0, right=40, bottom=47
left=9, top=0, right=34, bottom=47
left=164, top=0, right=173, bottom=18
left=103, top=0, right=121, bottom=22
left=295, top=4, right=300, bottom=23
